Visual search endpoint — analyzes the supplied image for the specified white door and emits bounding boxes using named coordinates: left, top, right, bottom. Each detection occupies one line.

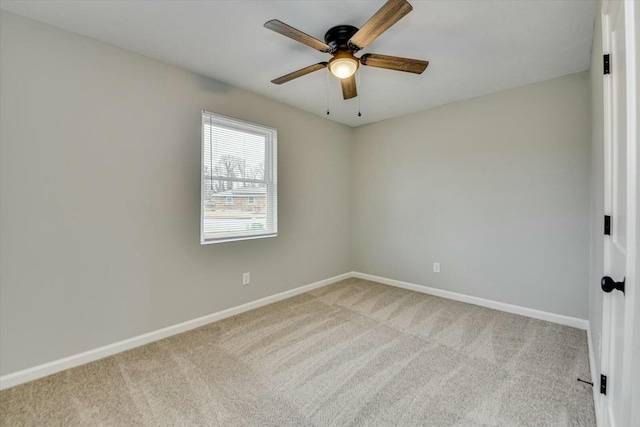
left=600, top=1, right=638, bottom=426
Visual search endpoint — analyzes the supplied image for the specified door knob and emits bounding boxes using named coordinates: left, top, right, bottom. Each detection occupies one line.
left=601, top=276, right=625, bottom=294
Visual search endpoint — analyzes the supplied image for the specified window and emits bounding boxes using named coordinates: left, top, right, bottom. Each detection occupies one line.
left=201, top=111, right=277, bottom=244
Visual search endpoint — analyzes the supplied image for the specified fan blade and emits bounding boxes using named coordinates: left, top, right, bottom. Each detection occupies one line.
left=360, top=53, right=428, bottom=74
left=349, top=0, right=413, bottom=50
left=264, top=20, right=332, bottom=52
left=271, top=62, right=328, bottom=85
left=340, top=75, right=358, bottom=99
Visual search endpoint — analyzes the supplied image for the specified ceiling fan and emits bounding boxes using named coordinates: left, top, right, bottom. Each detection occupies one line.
left=264, top=0, right=429, bottom=100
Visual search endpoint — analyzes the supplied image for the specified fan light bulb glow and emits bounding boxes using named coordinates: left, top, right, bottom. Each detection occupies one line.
left=329, top=54, right=359, bottom=79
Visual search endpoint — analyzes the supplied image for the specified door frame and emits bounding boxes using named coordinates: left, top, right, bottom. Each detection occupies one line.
left=599, top=0, right=639, bottom=426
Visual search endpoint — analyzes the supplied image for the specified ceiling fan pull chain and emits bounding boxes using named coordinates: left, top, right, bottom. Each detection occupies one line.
left=326, top=69, right=330, bottom=115
left=357, top=70, right=362, bottom=117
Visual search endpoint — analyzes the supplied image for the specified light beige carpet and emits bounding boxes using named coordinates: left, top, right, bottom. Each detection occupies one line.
left=0, top=278, right=595, bottom=426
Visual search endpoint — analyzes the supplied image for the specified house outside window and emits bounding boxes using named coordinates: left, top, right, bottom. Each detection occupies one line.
left=201, top=111, right=277, bottom=244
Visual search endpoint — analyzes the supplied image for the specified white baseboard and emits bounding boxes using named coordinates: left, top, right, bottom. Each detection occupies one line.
left=0, top=272, right=351, bottom=391
left=0, top=270, right=591, bottom=391
left=351, top=272, right=589, bottom=330
left=587, top=325, right=602, bottom=427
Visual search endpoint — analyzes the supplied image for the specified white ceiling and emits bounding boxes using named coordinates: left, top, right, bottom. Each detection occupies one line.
left=1, top=0, right=596, bottom=127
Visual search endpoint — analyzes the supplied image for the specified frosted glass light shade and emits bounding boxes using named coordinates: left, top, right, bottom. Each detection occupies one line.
left=329, top=54, right=359, bottom=79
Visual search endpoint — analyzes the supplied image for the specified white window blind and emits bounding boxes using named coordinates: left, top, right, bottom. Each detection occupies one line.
left=201, top=111, right=277, bottom=244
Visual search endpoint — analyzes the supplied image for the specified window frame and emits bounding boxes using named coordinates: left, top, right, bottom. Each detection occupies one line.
left=200, top=111, right=277, bottom=244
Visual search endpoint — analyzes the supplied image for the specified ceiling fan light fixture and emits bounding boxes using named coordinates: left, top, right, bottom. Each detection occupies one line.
left=328, top=53, right=359, bottom=79
left=265, top=0, right=428, bottom=100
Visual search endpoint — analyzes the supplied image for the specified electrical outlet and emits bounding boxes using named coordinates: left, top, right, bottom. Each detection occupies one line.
left=433, top=262, right=441, bottom=273
left=242, top=272, right=250, bottom=285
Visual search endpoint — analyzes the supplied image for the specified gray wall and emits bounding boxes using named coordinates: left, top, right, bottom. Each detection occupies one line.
left=352, top=72, right=591, bottom=319
left=589, top=0, right=604, bottom=380
left=0, top=11, right=353, bottom=375
left=1, top=9, right=596, bottom=379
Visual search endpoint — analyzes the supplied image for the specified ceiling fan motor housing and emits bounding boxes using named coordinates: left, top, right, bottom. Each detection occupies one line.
left=324, top=25, right=360, bottom=52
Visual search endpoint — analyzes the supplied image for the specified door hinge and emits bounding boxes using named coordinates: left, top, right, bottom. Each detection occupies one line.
left=604, top=215, right=611, bottom=235
left=600, top=374, right=607, bottom=395
left=604, top=54, right=610, bottom=74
